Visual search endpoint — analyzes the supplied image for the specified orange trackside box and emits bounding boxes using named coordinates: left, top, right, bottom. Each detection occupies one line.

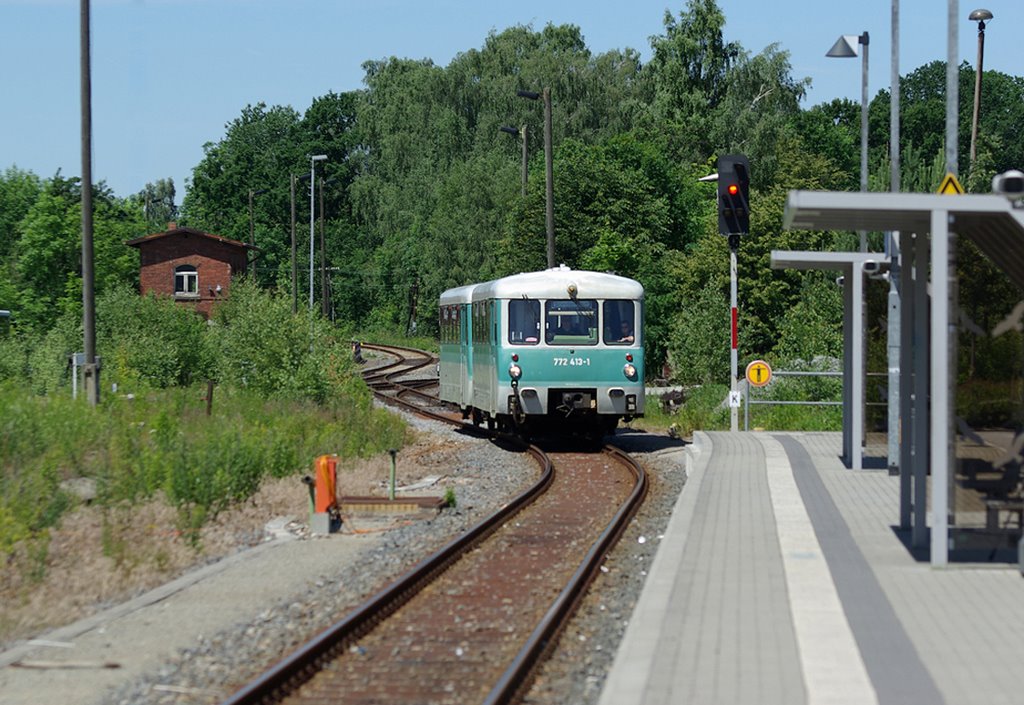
left=314, top=454, right=337, bottom=513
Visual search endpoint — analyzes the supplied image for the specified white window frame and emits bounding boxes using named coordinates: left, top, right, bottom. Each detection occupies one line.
left=174, top=264, right=199, bottom=298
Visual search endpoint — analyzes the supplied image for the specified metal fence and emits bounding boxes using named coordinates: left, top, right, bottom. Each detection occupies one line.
left=743, top=370, right=842, bottom=431
left=744, top=369, right=890, bottom=431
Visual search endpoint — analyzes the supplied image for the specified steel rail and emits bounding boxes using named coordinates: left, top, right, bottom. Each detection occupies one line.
left=221, top=344, right=647, bottom=705
left=220, top=344, right=549, bottom=705
left=483, top=444, right=648, bottom=705
left=220, top=442, right=552, bottom=705
left=360, top=343, right=457, bottom=421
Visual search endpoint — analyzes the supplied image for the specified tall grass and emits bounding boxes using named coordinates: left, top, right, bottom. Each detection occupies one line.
left=646, top=376, right=844, bottom=438
left=0, top=280, right=409, bottom=574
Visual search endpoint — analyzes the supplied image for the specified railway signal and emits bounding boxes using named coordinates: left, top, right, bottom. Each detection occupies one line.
left=717, top=154, right=750, bottom=247
left=711, top=154, right=750, bottom=432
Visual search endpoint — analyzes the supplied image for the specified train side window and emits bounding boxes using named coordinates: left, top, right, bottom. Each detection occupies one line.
left=508, top=299, right=540, bottom=345
left=604, top=300, right=636, bottom=345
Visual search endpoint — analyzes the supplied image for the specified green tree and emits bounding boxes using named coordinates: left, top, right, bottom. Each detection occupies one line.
left=772, top=273, right=844, bottom=363
left=0, top=167, right=44, bottom=323
left=14, top=176, right=141, bottom=330
left=867, top=61, right=1024, bottom=189
left=641, top=1, right=807, bottom=186
left=134, top=178, right=177, bottom=232
left=182, top=103, right=306, bottom=287
left=0, top=167, right=42, bottom=259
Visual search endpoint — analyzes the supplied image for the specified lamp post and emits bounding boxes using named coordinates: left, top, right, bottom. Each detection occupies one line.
left=309, top=155, right=327, bottom=311
left=827, top=32, right=870, bottom=251
left=320, top=176, right=337, bottom=320
left=517, top=88, right=554, bottom=269
left=499, top=125, right=528, bottom=197
left=968, top=9, right=993, bottom=168
left=248, top=187, right=267, bottom=246
left=290, top=173, right=309, bottom=313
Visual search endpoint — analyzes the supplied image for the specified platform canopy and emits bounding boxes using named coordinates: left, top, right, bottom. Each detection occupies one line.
left=769, top=251, right=880, bottom=472
left=784, top=191, right=1024, bottom=290
left=782, top=190, right=1024, bottom=566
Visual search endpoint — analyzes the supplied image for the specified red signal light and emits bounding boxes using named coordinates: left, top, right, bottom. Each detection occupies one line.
left=727, top=183, right=739, bottom=196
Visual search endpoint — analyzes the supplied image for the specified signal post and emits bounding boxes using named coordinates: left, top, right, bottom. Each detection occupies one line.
left=717, top=155, right=750, bottom=432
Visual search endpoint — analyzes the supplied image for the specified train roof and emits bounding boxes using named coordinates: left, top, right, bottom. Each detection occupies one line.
left=471, top=266, right=643, bottom=302
left=438, top=283, right=477, bottom=306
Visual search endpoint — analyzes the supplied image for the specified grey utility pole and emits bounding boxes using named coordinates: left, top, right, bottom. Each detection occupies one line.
left=889, top=0, right=903, bottom=482
left=80, top=0, right=99, bottom=406
left=946, top=0, right=959, bottom=177
left=516, top=89, right=555, bottom=268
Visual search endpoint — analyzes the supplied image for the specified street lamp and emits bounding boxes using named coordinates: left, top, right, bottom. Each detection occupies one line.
left=499, top=125, right=527, bottom=197
left=827, top=31, right=869, bottom=251
left=309, top=154, right=327, bottom=311
left=517, top=88, right=554, bottom=269
left=968, top=9, right=993, bottom=168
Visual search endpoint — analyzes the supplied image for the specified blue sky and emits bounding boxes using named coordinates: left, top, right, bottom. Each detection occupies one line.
left=1, top=0, right=1019, bottom=200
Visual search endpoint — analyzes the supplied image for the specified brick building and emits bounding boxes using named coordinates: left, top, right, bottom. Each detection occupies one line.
left=126, top=224, right=256, bottom=318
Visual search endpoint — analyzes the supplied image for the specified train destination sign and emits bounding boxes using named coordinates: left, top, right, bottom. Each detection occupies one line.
left=745, top=359, right=772, bottom=387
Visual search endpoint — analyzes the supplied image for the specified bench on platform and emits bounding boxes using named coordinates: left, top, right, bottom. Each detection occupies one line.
left=983, top=497, right=1024, bottom=531
left=959, top=432, right=1024, bottom=531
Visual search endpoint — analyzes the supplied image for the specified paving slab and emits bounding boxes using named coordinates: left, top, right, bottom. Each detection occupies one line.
left=600, top=431, right=1024, bottom=705
left=0, top=530, right=379, bottom=705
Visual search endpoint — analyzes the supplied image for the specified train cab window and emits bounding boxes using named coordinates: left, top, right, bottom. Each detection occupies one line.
left=604, top=300, right=636, bottom=345
left=508, top=299, right=540, bottom=345
left=545, top=300, right=598, bottom=345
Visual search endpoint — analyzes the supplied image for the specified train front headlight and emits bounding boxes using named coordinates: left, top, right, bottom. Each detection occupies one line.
left=509, top=363, right=523, bottom=380
left=623, top=363, right=637, bottom=380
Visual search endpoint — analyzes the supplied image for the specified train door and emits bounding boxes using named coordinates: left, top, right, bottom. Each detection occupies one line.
left=460, top=303, right=472, bottom=408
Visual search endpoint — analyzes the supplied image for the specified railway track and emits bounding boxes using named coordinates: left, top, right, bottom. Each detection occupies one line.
left=359, top=343, right=458, bottom=422
left=221, top=344, right=647, bottom=705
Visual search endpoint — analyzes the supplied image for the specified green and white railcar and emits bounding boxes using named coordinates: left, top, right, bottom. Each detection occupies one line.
left=439, top=266, right=644, bottom=437
left=438, top=284, right=476, bottom=412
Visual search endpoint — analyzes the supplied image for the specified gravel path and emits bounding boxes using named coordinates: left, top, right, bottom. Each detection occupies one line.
left=0, top=410, right=688, bottom=705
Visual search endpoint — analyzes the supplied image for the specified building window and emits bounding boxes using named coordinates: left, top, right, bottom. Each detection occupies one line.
left=174, top=264, right=198, bottom=298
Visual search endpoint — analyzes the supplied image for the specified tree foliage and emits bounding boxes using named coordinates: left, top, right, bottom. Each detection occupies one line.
left=3, top=173, right=141, bottom=330
left=3, top=0, right=1022, bottom=395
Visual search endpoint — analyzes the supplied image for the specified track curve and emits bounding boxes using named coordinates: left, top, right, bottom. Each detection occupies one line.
left=220, top=344, right=647, bottom=705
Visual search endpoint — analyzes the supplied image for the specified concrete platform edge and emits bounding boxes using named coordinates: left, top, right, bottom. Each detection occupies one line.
left=0, top=533, right=298, bottom=668
left=597, top=431, right=713, bottom=705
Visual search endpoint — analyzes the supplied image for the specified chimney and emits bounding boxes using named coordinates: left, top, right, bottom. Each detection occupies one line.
left=166, top=221, right=177, bottom=231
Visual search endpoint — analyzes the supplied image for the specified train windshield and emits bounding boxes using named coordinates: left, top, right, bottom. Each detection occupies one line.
left=545, top=300, right=598, bottom=345
left=603, top=300, right=636, bottom=345
left=508, top=299, right=541, bottom=344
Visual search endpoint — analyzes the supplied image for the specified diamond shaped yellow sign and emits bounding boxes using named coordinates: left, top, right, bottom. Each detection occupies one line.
left=937, top=172, right=964, bottom=195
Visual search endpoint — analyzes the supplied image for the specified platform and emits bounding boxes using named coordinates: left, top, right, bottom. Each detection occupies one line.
left=599, top=431, right=1024, bottom=705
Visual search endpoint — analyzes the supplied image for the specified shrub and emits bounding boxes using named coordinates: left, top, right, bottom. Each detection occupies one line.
left=97, top=287, right=213, bottom=389
left=208, top=278, right=362, bottom=403
left=0, top=279, right=408, bottom=571
left=668, top=287, right=729, bottom=386
left=772, top=275, right=843, bottom=363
